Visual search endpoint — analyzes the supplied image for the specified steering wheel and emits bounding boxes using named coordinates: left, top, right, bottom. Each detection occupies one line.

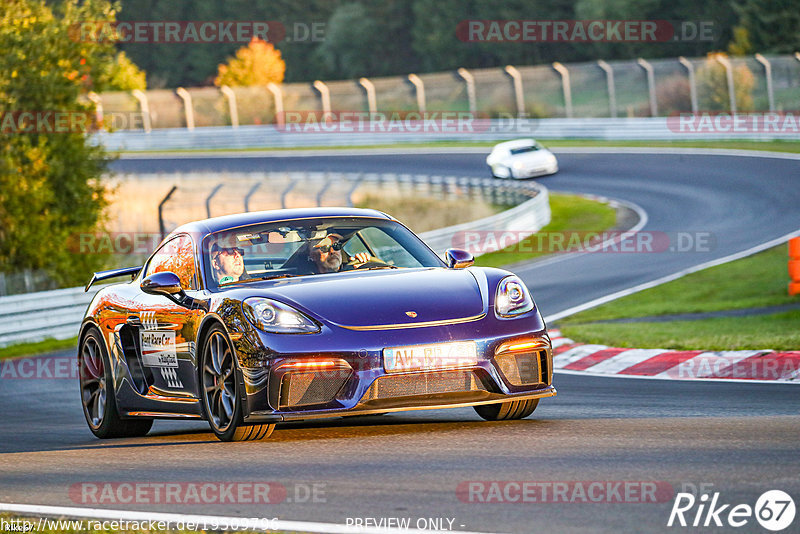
left=348, top=256, right=390, bottom=270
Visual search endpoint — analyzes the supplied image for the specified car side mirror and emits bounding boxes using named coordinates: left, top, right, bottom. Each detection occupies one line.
left=141, top=271, right=184, bottom=297
left=445, top=248, right=474, bottom=269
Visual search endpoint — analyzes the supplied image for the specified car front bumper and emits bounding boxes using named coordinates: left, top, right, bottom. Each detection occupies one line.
left=237, top=325, right=555, bottom=424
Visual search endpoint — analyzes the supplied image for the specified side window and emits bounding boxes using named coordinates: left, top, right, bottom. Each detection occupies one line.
left=355, top=227, right=423, bottom=267
left=145, top=235, right=196, bottom=290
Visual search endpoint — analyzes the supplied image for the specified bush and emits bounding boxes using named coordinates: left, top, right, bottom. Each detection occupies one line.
left=656, top=75, right=692, bottom=115
left=696, top=53, right=755, bottom=111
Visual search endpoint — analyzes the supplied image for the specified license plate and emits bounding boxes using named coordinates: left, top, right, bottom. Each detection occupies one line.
left=383, top=341, right=478, bottom=373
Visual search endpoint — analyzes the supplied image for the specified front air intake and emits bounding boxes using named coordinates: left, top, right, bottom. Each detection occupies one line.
left=494, top=339, right=551, bottom=386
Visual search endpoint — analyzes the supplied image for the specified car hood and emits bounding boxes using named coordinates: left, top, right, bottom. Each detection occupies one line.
left=252, top=268, right=487, bottom=329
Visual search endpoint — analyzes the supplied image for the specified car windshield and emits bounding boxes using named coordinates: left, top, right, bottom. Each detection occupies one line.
left=509, top=145, right=540, bottom=155
left=202, top=217, right=444, bottom=288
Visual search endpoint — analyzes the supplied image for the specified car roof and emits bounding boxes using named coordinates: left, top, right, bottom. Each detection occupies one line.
left=493, top=138, right=538, bottom=150
left=170, top=207, right=394, bottom=239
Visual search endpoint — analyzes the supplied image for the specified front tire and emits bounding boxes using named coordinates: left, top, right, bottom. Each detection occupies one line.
left=474, top=398, right=539, bottom=421
left=79, top=327, right=153, bottom=438
left=200, top=325, right=275, bottom=441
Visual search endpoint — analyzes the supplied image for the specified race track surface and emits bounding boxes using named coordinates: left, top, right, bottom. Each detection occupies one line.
left=1, top=150, right=798, bottom=533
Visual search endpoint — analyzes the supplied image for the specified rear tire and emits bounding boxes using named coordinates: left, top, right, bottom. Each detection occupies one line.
left=200, top=325, right=275, bottom=441
left=79, top=327, right=153, bottom=438
left=474, top=398, right=539, bottom=421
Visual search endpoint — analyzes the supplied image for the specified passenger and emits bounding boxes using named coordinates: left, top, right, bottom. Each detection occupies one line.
left=210, top=243, right=245, bottom=283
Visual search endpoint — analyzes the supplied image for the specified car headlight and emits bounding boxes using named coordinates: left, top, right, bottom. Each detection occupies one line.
left=495, top=276, right=534, bottom=317
left=242, top=297, right=320, bottom=334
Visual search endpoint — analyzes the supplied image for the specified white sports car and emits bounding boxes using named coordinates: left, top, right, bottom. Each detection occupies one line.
left=486, top=139, right=559, bottom=179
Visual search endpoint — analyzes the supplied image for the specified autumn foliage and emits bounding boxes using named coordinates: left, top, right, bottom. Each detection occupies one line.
left=214, top=37, right=285, bottom=87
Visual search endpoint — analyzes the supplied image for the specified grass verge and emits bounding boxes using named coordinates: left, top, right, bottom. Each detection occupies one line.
left=0, top=337, right=77, bottom=361
left=474, top=192, right=618, bottom=268
left=558, top=244, right=800, bottom=350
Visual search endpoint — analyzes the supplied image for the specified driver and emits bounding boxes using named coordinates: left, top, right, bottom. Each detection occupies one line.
left=308, top=232, right=375, bottom=274
left=210, top=243, right=245, bottom=283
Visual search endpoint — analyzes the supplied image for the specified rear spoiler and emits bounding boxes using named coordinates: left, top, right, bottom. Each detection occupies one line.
left=85, top=266, right=142, bottom=292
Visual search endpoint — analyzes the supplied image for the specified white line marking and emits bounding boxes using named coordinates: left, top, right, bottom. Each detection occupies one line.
left=544, top=229, right=800, bottom=324
left=512, top=195, right=649, bottom=273
left=0, top=503, right=498, bottom=534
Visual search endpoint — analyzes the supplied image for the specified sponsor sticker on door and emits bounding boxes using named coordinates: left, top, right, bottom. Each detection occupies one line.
left=140, top=331, right=178, bottom=368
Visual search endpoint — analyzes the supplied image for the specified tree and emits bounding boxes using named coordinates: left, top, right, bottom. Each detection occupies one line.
left=696, top=53, right=755, bottom=111
left=0, top=0, right=121, bottom=286
left=730, top=0, right=800, bottom=54
left=214, top=37, right=286, bottom=87
left=314, top=3, right=382, bottom=78
left=108, top=51, right=147, bottom=91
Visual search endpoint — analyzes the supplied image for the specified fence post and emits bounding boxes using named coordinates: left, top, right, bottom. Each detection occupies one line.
left=457, top=68, right=477, bottom=115
left=407, top=74, right=427, bottom=114
left=678, top=57, right=699, bottom=114
left=636, top=58, right=658, bottom=117
left=244, top=182, right=261, bottom=212
left=754, top=54, right=775, bottom=112
left=131, top=89, right=152, bottom=132
left=87, top=91, right=104, bottom=129
left=175, top=87, right=195, bottom=131
left=219, top=85, right=239, bottom=128
left=714, top=55, right=737, bottom=113
left=0, top=273, right=6, bottom=297
left=552, top=62, right=572, bottom=118
left=281, top=178, right=296, bottom=209
left=317, top=174, right=333, bottom=207
left=597, top=60, right=617, bottom=118
left=359, top=77, right=377, bottom=114
left=313, top=80, right=331, bottom=116
left=267, top=83, right=284, bottom=128
left=206, top=184, right=223, bottom=218
left=346, top=173, right=364, bottom=207
left=158, top=186, right=177, bottom=239
left=504, top=66, right=525, bottom=118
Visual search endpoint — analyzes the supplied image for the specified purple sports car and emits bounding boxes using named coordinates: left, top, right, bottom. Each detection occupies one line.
left=79, top=208, right=555, bottom=441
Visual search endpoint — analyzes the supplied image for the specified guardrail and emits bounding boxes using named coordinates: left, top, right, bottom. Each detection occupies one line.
left=0, top=286, right=102, bottom=348
left=95, top=117, right=800, bottom=152
left=0, top=177, right=549, bottom=348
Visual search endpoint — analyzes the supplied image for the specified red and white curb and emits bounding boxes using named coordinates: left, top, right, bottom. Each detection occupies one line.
left=548, top=330, right=800, bottom=383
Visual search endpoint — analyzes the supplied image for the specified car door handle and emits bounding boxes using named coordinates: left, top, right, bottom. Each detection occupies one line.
left=126, top=315, right=142, bottom=326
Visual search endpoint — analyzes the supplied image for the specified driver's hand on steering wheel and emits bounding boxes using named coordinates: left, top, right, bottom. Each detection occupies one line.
left=350, top=252, right=374, bottom=264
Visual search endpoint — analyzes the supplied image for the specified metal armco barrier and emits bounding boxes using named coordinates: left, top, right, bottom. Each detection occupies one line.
left=94, top=117, right=800, bottom=152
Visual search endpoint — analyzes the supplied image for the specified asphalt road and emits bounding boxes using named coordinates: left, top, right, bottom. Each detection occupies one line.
left=1, top=150, right=799, bottom=533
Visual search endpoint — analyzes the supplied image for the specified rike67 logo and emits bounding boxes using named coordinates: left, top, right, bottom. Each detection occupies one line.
left=668, top=490, right=795, bottom=531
